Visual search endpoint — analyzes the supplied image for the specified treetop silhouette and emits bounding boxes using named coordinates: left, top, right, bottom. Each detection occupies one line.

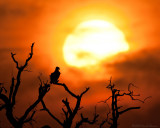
left=100, top=78, right=151, bottom=128
left=41, top=81, right=99, bottom=128
left=0, top=43, right=50, bottom=128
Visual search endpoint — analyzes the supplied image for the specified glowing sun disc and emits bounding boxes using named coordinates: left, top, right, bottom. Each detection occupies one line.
left=63, top=20, right=129, bottom=67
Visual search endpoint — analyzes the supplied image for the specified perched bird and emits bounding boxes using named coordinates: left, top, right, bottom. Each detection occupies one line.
left=50, top=67, right=60, bottom=84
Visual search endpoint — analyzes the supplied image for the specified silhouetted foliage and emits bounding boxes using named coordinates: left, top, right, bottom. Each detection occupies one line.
left=0, top=43, right=50, bottom=128
left=100, top=78, right=151, bottom=128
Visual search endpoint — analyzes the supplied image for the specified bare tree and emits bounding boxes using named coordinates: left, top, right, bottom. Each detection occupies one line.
left=0, top=43, right=50, bottom=128
left=41, top=82, right=99, bottom=128
left=100, top=78, right=151, bottom=128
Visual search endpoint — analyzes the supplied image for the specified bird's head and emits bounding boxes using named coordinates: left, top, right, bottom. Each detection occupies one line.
left=56, top=66, right=60, bottom=70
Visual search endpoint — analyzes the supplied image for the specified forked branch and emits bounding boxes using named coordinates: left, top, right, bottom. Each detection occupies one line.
left=41, top=81, right=92, bottom=128
left=100, top=79, right=151, bottom=128
left=0, top=43, right=50, bottom=128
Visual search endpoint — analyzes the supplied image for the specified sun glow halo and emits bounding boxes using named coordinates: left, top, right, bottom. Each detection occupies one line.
left=63, top=20, right=129, bottom=67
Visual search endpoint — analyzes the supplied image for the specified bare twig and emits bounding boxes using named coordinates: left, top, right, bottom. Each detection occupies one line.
left=80, top=87, right=89, bottom=97
left=41, top=100, right=63, bottom=126
left=118, top=107, right=140, bottom=115
left=98, top=96, right=112, bottom=103
left=100, top=103, right=111, bottom=128
left=11, top=53, right=19, bottom=69
left=62, top=98, right=72, bottom=115
left=55, top=83, right=78, bottom=98
left=75, top=107, right=99, bottom=128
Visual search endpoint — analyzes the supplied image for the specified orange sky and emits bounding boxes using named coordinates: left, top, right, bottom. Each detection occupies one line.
left=0, top=0, right=160, bottom=128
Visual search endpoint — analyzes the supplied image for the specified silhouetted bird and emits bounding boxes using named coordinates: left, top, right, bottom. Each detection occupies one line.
left=50, top=67, right=60, bottom=84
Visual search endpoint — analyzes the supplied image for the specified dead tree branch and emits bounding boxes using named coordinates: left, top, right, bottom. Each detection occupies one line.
left=118, top=107, right=140, bottom=115
left=100, top=103, right=112, bottom=128
left=41, top=80, right=97, bottom=128
left=0, top=43, right=49, bottom=128
left=11, top=43, right=34, bottom=106
left=100, top=78, right=151, bottom=128
left=75, top=107, right=99, bottom=128
left=41, top=99, right=63, bottom=126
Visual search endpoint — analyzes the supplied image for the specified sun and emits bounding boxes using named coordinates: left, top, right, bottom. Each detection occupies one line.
left=63, top=20, right=129, bottom=67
